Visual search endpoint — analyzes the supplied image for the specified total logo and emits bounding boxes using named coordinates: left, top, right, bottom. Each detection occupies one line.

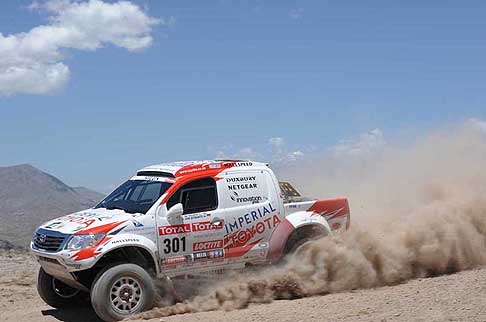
left=158, top=221, right=223, bottom=236
left=158, top=224, right=191, bottom=236
left=191, top=221, right=223, bottom=232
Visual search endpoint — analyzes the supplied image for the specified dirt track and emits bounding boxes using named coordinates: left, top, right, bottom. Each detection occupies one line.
left=2, top=251, right=486, bottom=322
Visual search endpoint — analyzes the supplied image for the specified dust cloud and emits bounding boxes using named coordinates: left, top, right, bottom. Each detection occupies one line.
left=131, top=121, right=486, bottom=320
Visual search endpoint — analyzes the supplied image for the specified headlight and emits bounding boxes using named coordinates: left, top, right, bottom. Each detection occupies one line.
left=65, top=234, right=106, bottom=250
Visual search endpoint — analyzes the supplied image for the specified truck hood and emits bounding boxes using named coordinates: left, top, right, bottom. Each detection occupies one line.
left=38, top=208, right=134, bottom=235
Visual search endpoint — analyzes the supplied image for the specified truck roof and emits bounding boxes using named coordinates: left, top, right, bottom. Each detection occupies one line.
left=137, top=160, right=269, bottom=178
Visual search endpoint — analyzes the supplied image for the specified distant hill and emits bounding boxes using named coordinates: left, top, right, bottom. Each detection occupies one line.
left=0, top=164, right=104, bottom=247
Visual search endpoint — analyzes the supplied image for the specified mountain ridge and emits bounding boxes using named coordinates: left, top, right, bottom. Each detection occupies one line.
left=0, top=164, right=104, bottom=247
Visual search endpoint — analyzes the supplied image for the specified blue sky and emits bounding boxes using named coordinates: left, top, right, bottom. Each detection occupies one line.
left=1, top=0, right=486, bottom=192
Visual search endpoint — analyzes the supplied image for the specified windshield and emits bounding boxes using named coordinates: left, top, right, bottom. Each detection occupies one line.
left=95, top=179, right=172, bottom=214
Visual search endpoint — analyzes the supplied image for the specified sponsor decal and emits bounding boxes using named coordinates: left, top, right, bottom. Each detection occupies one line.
left=63, top=216, right=97, bottom=229
left=193, top=249, right=224, bottom=261
left=234, top=162, right=253, bottom=167
left=61, top=211, right=121, bottom=222
left=175, top=161, right=235, bottom=176
left=225, top=214, right=281, bottom=249
left=48, top=211, right=127, bottom=232
left=177, top=166, right=206, bottom=175
left=193, top=251, right=209, bottom=260
left=226, top=176, right=256, bottom=183
left=225, top=175, right=262, bottom=204
left=192, top=231, right=222, bottom=239
left=192, top=221, right=223, bottom=232
left=162, top=255, right=192, bottom=266
left=111, top=238, right=140, bottom=244
left=125, top=225, right=153, bottom=232
left=230, top=191, right=263, bottom=204
left=132, top=176, right=175, bottom=183
left=159, top=224, right=191, bottom=236
left=193, top=240, right=223, bottom=251
left=182, top=213, right=210, bottom=221
left=209, top=249, right=224, bottom=258
left=209, top=163, right=222, bottom=169
left=226, top=176, right=258, bottom=190
left=124, top=225, right=153, bottom=234
left=228, top=183, right=258, bottom=190
left=225, top=203, right=277, bottom=235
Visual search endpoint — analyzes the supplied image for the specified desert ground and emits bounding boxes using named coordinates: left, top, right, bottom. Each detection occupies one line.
left=2, top=250, right=486, bottom=322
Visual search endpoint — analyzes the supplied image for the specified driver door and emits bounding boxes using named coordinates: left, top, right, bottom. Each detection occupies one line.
left=157, top=177, right=226, bottom=274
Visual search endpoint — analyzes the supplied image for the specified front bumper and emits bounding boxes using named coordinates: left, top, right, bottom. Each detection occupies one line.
left=30, top=229, right=97, bottom=291
left=31, top=247, right=90, bottom=291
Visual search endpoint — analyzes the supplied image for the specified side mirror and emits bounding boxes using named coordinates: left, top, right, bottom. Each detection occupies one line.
left=167, top=203, right=184, bottom=218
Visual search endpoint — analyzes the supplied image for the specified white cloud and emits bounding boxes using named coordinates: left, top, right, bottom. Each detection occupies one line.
left=0, top=0, right=162, bottom=96
left=331, top=128, right=386, bottom=157
left=213, top=137, right=304, bottom=164
left=268, top=137, right=306, bottom=163
left=289, top=8, right=304, bottom=20
left=466, top=118, right=486, bottom=133
left=216, top=130, right=386, bottom=165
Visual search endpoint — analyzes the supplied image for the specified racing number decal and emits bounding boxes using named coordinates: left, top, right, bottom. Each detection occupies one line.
left=163, top=237, right=186, bottom=254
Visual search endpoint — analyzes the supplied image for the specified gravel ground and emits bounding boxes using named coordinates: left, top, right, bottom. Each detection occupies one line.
left=1, top=251, right=486, bottom=322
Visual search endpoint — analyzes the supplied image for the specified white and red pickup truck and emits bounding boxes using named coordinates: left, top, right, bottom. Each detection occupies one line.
left=31, top=160, right=350, bottom=321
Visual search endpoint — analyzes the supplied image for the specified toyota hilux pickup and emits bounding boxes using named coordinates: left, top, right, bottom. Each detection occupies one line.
left=31, top=160, right=350, bottom=321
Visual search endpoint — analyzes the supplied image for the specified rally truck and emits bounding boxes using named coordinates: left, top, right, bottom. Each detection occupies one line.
left=31, top=160, right=350, bottom=321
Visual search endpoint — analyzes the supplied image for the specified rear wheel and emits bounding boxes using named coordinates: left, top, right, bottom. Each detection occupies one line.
left=90, top=263, right=155, bottom=322
left=37, top=268, right=84, bottom=308
left=283, top=225, right=327, bottom=259
left=288, top=237, right=315, bottom=255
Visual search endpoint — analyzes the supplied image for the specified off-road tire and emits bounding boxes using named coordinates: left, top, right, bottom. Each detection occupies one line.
left=287, top=236, right=314, bottom=255
left=90, top=263, right=155, bottom=322
left=37, top=267, right=83, bottom=308
left=283, top=225, right=327, bottom=260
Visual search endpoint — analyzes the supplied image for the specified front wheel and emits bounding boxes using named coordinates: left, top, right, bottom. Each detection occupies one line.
left=37, top=267, right=84, bottom=308
left=90, top=263, right=155, bottom=322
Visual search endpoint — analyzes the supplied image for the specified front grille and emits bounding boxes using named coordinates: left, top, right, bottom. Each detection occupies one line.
left=33, top=231, right=66, bottom=252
